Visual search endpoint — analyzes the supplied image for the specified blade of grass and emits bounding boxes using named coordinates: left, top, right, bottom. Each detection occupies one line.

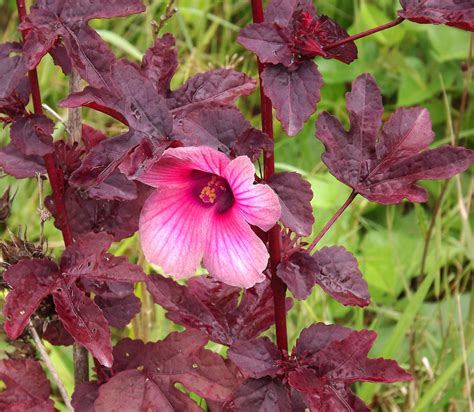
left=358, top=267, right=437, bottom=402
left=412, top=342, right=474, bottom=412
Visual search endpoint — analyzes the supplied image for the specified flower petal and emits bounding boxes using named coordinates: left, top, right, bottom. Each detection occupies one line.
left=223, top=156, right=281, bottom=231
left=204, top=208, right=268, bottom=288
left=139, top=188, right=211, bottom=278
left=138, top=146, right=231, bottom=188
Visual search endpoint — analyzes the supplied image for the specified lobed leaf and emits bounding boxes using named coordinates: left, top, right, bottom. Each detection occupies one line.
left=89, top=330, right=238, bottom=410
left=399, top=0, right=474, bottom=32
left=227, top=323, right=410, bottom=411
left=146, top=274, right=279, bottom=346
left=0, top=359, right=55, bottom=411
left=3, top=258, right=60, bottom=339
left=53, top=281, right=113, bottom=367
left=316, top=73, right=474, bottom=203
left=262, top=62, right=323, bottom=136
left=277, top=246, right=370, bottom=306
left=20, top=0, right=145, bottom=87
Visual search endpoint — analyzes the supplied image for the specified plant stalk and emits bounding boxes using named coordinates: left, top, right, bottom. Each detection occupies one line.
left=323, top=17, right=405, bottom=52
left=29, top=323, right=74, bottom=412
left=16, top=0, right=89, bottom=384
left=250, top=0, right=288, bottom=352
left=307, top=191, right=357, bottom=254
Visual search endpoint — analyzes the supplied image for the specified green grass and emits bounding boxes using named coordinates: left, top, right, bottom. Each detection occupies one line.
left=1, top=0, right=473, bottom=410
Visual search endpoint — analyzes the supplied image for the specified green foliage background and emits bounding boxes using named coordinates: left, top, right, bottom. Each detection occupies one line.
left=0, top=0, right=473, bottom=410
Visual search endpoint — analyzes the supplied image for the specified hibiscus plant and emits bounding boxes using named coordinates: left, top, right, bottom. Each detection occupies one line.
left=0, top=0, right=473, bottom=411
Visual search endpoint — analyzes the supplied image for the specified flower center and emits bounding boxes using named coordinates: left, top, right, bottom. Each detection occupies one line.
left=191, top=171, right=235, bottom=213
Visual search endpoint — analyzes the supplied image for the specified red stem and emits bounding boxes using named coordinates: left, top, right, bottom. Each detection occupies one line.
left=323, top=17, right=405, bottom=52
left=306, top=191, right=357, bottom=254
left=250, top=0, right=288, bottom=352
left=16, top=0, right=74, bottom=247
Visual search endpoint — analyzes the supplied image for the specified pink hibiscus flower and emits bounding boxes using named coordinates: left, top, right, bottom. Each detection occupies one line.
left=138, top=146, right=281, bottom=288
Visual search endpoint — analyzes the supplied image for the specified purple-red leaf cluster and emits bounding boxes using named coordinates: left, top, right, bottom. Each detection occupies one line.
left=227, top=323, right=411, bottom=411
left=59, top=33, right=269, bottom=188
left=73, top=330, right=238, bottom=411
left=0, top=359, right=55, bottom=411
left=238, top=0, right=357, bottom=135
left=399, top=0, right=474, bottom=32
left=146, top=274, right=287, bottom=346
left=316, top=73, right=474, bottom=204
left=3, top=232, right=145, bottom=366
left=20, top=0, right=145, bottom=87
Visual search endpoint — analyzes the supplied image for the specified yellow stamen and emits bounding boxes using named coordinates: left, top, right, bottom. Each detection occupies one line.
left=199, top=176, right=226, bottom=204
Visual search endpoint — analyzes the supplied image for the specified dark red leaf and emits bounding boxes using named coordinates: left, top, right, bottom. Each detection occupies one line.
left=10, top=115, right=55, bottom=157
left=42, top=319, right=75, bottom=346
left=0, top=143, right=46, bottom=178
left=264, top=0, right=310, bottom=26
left=313, top=246, right=370, bottom=306
left=262, top=62, right=323, bottom=136
left=168, top=69, right=256, bottom=113
left=399, top=0, right=474, bottom=32
left=0, top=43, right=27, bottom=104
left=293, top=322, right=352, bottom=356
left=46, top=185, right=151, bottom=241
left=288, top=368, right=370, bottom=412
left=309, top=329, right=412, bottom=384
left=141, top=33, right=178, bottom=95
left=277, top=251, right=319, bottom=300
left=0, top=359, right=55, bottom=411
left=94, top=369, right=194, bottom=412
left=49, top=44, right=72, bottom=75
left=237, top=23, right=293, bottom=66
left=171, top=106, right=272, bottom=161
left=21, top=0, right=145, bottom=87
left=228, top=337, right=282, bottom=379
left=94, top=294, right=141, bottom=328
left=88, top=171, right=138, bottom=201
left=240, top=0, right=357, bottom=66
left=60, top=231, right=146, bottom=283
left=61, top=60, right=173, bottom=185
left=233, top=127, right=274, bottom=162
left=80, top=278, right=135, bottom=300
left=3, top=259, right=59, bottom=339
left=94, top=330, right=238, bottom=410
left=287, top=323, right=411, bottom=411
left=230, top=377, right=292, bottom=412
left=53, top=281, right=113, bottom=367
left=314, top=15, right=358, bottom=64
left=82, top=125, right=107, bottom=149
left=268, top=172, right=314, bottom=236
left=316, top=73, right=474, bottom=203
left=227, top=323, right=410, bottom=411
left=72, top=382, right=100, bottom=412
left=277, top=247, right=369, bottom=306
left=146, top=274, right=280, bottom=346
